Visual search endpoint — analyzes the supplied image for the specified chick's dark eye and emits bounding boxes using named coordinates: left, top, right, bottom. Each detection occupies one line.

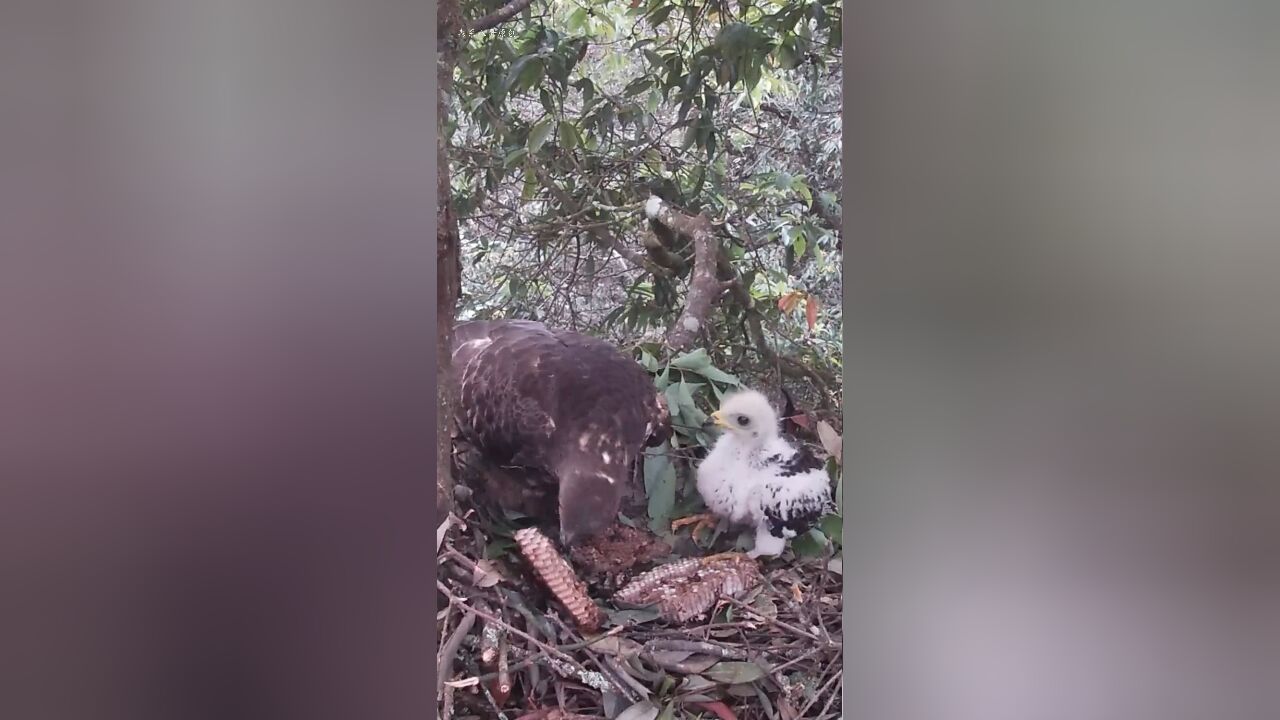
left=736, top=415, right=750, bottom=426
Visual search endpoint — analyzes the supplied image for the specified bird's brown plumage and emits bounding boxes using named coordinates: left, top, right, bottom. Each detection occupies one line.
left=451, top=319, right=668, bottom=546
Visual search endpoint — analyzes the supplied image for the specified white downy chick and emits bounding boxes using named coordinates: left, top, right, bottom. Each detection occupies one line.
left=695, top=389, right=835, bottom=558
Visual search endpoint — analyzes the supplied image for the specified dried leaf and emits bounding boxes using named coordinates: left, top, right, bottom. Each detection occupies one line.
left=589, top=634, right=643, bottom=659
left=827, top=556, right=843, bottom=575
left=791, top=583, right=805, bottom=603
left=442, top=677, right=480, bottom=689
left=648, top=650, right=719, bottom=674
left=436, top=515, right=455, bottom=553
left=678, top=674, right=718, bottom=701
left=815, top=420, right=842, bottom=464
left=615, top=700, right=660, bottom=720
left=749, top=594, right=778, bottom=620
left=704, top=661, right=766, bottom=685
left=805, top=295, right=818, bottom=330
left=648, top=649, right=694, bottom=666
left=677, top=654, right=721, bottom=674
left=690, top=700, right=739, bottom=720
left=777, top=290, right=803, bottom=313
left=726, top=683, right=757, bottom=698
left=472, top=559, right=502, bottom=588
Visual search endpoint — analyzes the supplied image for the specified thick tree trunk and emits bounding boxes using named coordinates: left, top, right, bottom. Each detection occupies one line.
left=436, top=0, right=463, bottom=517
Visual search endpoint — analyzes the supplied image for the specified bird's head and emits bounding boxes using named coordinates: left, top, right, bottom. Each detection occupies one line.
left=557, top=461, right=625, bottom=548
left=709, top=389, right=778, bottom=444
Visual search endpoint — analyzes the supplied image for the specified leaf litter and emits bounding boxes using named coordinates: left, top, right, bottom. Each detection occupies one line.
left=437, top=508, right=843, bottom=719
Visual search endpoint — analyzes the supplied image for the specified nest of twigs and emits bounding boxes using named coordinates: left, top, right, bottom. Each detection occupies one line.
left=437, top=512, right=843, bottom=720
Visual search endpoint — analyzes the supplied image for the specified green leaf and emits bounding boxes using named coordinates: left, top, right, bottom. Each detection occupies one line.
left=502, top=147, right=527, bottom=168
left=644, top=445, right=671, bottom=494
left=676, top=379, right=699, bottom=408
left=677, top=380, right=707, bottom=427
left=558, top=120, right=580, bottom=150
left=792, top=234, right=806, bottom=259
left=704, top=661, right=766, bottom=685
left=793, top=179, right=813, bottom=205
left=645, top=88, right=662, bottom=114
left=697, top=364, right=741, bottom=386
left=791, top=528, right=828, bottom=557
left=646, top=462, right=677, bottom=536
left=521, top=165, right=539, bottom=201
left=663, top=384, right=683, bottom=422
left=623, top=77, right=654, bottom=97
left=527, top=118, right=554, bottom=153
left=669, top=348, right=711, bottom=371
left=484, top=537, right=515, bottom=558
left=505, top=55, right=545, bottom=93
left=647, top=4, right=674, bottom=27
left=819, top=514, right=843, bottom=543
left=504, top=55, right=534, bottom=90
left=638, top=349, right=659, bottom=372
left=654, top=364, right=671, bottom=390
left=577, top=78, right=595, bottom=108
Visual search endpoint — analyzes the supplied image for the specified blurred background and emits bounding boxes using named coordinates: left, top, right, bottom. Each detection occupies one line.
left=845, top=2, right=1280, bottom=719
left=1, top=0, right=1277, bottom=719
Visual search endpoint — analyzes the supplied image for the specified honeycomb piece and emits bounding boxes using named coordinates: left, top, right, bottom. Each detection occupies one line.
left=613, top=552, right=762, bottom=623
left=513, top=527, right=603, bottom=632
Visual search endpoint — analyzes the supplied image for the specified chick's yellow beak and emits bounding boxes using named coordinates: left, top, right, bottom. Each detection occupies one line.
left=710, top=410, right=729, bottom=428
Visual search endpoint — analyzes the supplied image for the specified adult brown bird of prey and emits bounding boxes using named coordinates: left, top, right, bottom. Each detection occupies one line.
left=451, top=319, right=669, bottom=547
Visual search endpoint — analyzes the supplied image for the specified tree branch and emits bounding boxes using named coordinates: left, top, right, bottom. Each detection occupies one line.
left=646, top=196, right=720, bottom=352
left=532, top=167, right=672, bottom=277
left=470, top=0, right=537, bottom=32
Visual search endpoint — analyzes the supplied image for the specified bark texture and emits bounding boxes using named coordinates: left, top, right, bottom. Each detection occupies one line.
left=436, top=0, right=464, bottom=515
left=647, top=198, right=721, bottom=352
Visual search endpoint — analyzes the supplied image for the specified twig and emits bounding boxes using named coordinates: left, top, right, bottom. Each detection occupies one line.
left=441, top=685, right=455, bottom=720
left=817, top=669, right=843, bottom=718
left=438, top=582, right=584, bottom=668
left=437, top=609, right=477, bottom=697
left=464, top=629, right=627, bottom=684
left=798, top=660, right=842, bottom=717
left=767, top=646, right=825, bottom=675
left=642, top=639, right=746, bottom=660
left=444, top=548, right=507, bottom=585
left=719, top=595, right=833, bottom=646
